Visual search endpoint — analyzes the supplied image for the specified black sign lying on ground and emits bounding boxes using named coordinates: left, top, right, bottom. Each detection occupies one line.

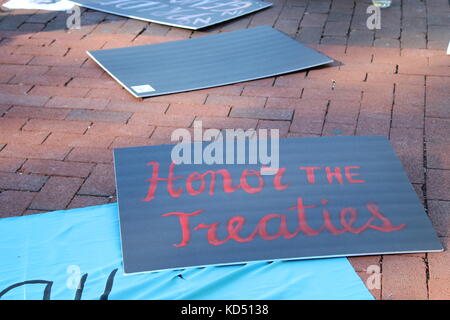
left=72, top=0, right=272, bottom=29
left=87, top=26, right=333, bottom=98
left=113, top=136, right=443, bottom=274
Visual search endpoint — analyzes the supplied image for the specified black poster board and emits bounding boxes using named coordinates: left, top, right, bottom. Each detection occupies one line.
left=87, top=26, right=333, bottom=98
left=113, top=136, right=443, bottom=274
left=72, top=0, right=272, bottom=29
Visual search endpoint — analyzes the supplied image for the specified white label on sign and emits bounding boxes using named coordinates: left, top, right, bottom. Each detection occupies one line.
left=131, top=84, right=156, bottom=93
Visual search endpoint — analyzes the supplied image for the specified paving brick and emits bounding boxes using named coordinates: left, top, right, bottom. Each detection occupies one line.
left=426, top=92, right=450, bottom=118
left=428, top=237, right=450, bottom=280
left=349, top=256, right=381, bottom=273
left=22, top=159, right=94, bottom=178
left=230, top=107, right=293, bottom=121
left=86, top=88, right=138, bottom=102
left=5, top=106, right=70, bottom=120
left=257, top=120, right=290, bottom=138
left=86, top=122, right=155, bottom=138
left=145, top=92, right=207, bottom=105
left=195, top=85, right=243, bottom=96
left=381, top=255, right=428, bottom=300
left=0, top=93, right=49, bottom=107
left=300, top=13, right=327, bottom=27
left=322, top=121, right=355, bottom=136
left=66, top=147, right=113, bottom=164
left=392, top=103, right=424, bottom=129
left=68, top=195, right=110, bottom=209
left=390, top=127, right=424, bottom=184
left=0, top=157, right=25, bottom=173
left=273, top=74, right=308, bottom=88
left=66, top=109, right=132, bottom=123
left=339, top=63, right=396, bottom=74
left=67, top=77, right=119, bottom=89
left=46, top=96, right=109, bottom=110
left=166, top=103, right=230, bottom=117
left=110, top=136, right=153, bottom=149
left=0, top=83, right=33, bottom=95
left=0, top=73, right=14, bottom=84
left=361, top=90, right=394, bottom=109
left=0, top=117, right=28, bottom=132
left=29, top=55, right=86, bottom=68
left=242, top=86, right=301, bottom=98
left=428, top=55, right=450, bottom=67
left=129, top=113, right=194, bottom=128
left=307, top=69, right=367, bottom=82
left=23, top=119, right=90, bottom=134
left=106, top=100, right=168, bottom=113
left=0, top=190, right=36, bottom=217
left=29, top=85, right=89, bottom=98
left=195, top=117, right=258, bottom=130
left=0, top=53, right=33, bottom=65
left=78, top=164, right=116, bottom=197
left=46, top=66, right=105, bottom=79
left=395, top=84, right=425, bottom=107
left=427, top=169, right=450, bottom=201
left=9, top=74, right=71, bottom=87
left=427, top=141, right=450, bottom=170
left=428, top=201, right=450, bottom=237
left=150, top=126, right=193, bottom=145
left=0, top=172, right=47, bottom=191
left=399, top=65, right=450, bottom=77
left=0, top=104, right=11, bottom=116
left=266, top=97, right=327, bottom=110
left=30, top=176, right=83, bottom=211
left=15, top=44, right=68, bottom=56
left=296, top=27, right=322, bottom=44
left=290, top=103, right=327, bottom=135
left=429, top=278, right=450, bottom=299
left=356, top=114, right=390, bottom=136
left=323, top=20, right=350, bottom=37
left=0, top=130, right=49, bottom=145
left=0, top=143, right=71, bottom=161
left=425, top=118, right=450, bottom=142
left=325, top=101, right=360, bottom=125
left=205, top=95, right=267, bottom=108
left=44, top=132, right=113, bottom=148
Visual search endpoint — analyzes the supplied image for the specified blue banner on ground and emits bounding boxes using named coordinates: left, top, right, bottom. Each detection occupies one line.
left=0, top=204, right=373, bottom=300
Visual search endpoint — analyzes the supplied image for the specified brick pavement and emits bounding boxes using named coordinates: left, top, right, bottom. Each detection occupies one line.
left=0, top=0, right=449, bottom=299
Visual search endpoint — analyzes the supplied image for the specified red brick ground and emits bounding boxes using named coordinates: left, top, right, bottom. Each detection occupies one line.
left=0, top=0, right=449, bottom=299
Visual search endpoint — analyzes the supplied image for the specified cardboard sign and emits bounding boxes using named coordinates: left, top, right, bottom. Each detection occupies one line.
left=113, top=136, right=443, bottom=274
left=71, top=0, right=272, bottom=29
left=87, top=26, right=333, bottom=98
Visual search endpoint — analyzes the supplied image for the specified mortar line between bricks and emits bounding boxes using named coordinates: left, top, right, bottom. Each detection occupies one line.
left=353, top=100, right=362, bottom=136
left=387, top=83, right=396, bottom=139
left=422, top=75, right=431, bottom=299
left=320, top=100, right=331, bottom=135
left=38, top=131, right=52, bottom=146
left=380, top=255, right=384, bottom=299
left=131, top=25, right=147, bottom=42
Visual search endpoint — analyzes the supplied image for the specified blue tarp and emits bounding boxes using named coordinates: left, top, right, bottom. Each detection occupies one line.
left=0, top=204, right=373, bottom=300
